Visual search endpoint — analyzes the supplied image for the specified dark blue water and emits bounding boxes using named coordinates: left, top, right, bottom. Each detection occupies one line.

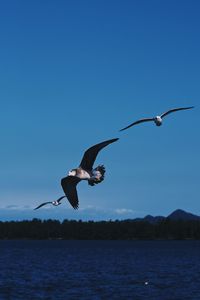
left=0, top=240, right=200, bottom=299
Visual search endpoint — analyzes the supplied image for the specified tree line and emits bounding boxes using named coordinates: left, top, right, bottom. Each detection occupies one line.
left=0, top=218, right=200, bottom=239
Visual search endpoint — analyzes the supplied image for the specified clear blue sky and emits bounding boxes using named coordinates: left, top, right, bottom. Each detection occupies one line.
left=0, top=0, right=199, bottom=221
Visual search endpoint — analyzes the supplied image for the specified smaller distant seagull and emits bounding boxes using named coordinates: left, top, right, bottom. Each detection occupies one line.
left=61, top=138, right=119, bottom=210
left=34, top=196, right=66, bottom=210
left=119, top=106, right=194, bottom=131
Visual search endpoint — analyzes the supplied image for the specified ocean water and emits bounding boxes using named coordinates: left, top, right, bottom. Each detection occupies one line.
left=0, top=240, right=200, bottom=300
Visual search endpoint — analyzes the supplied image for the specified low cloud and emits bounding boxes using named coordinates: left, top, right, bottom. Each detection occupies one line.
left=115, top=208, right=135, bottom=215
left=0, top=204, right=142, bottom=221
left=5, top=205, right=18, bottom=209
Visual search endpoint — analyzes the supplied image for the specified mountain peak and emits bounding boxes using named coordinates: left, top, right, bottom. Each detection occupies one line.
left=167, top=209, right=200, bottom=221
left=133, top=209, right=200, bottom=223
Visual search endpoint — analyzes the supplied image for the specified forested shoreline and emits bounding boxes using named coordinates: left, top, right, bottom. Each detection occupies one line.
left=0, top=218, right=200, bottom=239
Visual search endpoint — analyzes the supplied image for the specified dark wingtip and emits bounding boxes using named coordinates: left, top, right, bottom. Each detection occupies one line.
left=119, top=124, right=132, bottom=131
left=107, top=137, right=119, bottom=143
left=185, top=106, right=194, bottom=109
left=185, top=106, right=194, bottom=110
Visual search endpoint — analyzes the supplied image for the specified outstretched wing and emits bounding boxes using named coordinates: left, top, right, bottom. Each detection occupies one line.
left=161, top=106, right=194, bottom=118
left=119, top=118, right=154, bottom=131
left=57, top=196, right=66, bottom=203
left=34, top=202, right=51, bottom=210
left=79, top=138, right=119, bottom=171
left=61, top=176, right=81, bottom=209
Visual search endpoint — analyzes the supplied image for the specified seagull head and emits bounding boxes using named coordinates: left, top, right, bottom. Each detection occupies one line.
left=68, top=169, right=77, bottom=176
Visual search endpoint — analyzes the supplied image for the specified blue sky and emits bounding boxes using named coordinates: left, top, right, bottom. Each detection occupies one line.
left=0, top=0, right=199, bottom=220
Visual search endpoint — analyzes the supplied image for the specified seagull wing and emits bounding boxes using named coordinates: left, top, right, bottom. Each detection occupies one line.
left=61, top=176, right=81, bottom=209
left=79, top=138, right=119, bottom=171
left=57, top=196, right=66, bottom=203
left=34, top=202, right=52, bottom=210
left=119, top=118, right=154, bottom=131
left=161, top=106, right=194, bottom=118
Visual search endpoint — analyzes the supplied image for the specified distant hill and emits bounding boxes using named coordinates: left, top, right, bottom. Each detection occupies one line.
left=167, top=209, right=200, bottom=221
left=134, top=214, right=165, bottom=224
left=1, top=209, right=200, bottom=239
left=133, top=209, right=200, bottom=223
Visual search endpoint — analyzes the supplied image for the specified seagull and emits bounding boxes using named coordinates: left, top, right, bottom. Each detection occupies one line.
left=119, top=106, right=194, bottom=131
left=34, top=196, right=66, bottom=210
left=61, top=138, right=119, bottom=210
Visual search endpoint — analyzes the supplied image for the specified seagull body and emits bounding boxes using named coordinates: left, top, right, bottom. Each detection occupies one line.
left=119, top=106, right=194, bottom=131
left=34, top=196, right=66, bottom=210
left=68, top=166, right=104, bottom=184
left=61, top=138, right=119, bottom=209
left=154, top=116, right=162, bottom=126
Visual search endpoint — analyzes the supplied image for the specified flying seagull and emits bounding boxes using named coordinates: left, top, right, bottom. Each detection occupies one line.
left=61, top=138, right=119, bottom=210
left=119, top=106, right=194, bottom=131
left=34, top=196, right=66, bottom=210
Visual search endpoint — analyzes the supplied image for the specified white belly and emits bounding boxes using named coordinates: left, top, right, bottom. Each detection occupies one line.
left=77, top=169, right=91, bottom=180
